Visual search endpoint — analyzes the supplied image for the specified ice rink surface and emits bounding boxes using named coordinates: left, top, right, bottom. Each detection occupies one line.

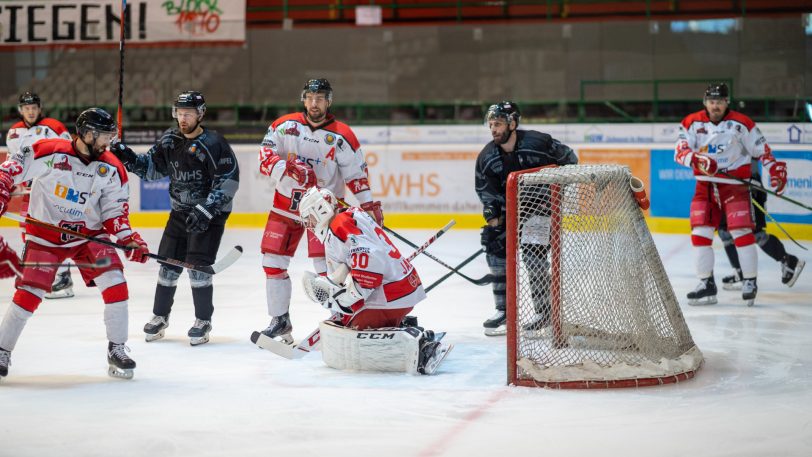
left=0, top=226, right=810, bottom=457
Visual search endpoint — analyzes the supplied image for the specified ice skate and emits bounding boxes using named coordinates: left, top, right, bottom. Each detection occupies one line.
left=143, top=315, right=169, bottom=342
left=417, top=339, right=453, bottom=375
left=687, top=277, right=718, bottom=306
left=188, top=319, right=212, bottom=346
left=721, top=269, right=743, bottom=291
left=483, top=310, right=506, bottom=336
left=522, top=313, right=550, bottom=332
left=252, top=312, right=293, bottom=345
left=0, top=348, right=11, bottom=380
left=45, top=271, right=74, bottom=299
left=742, top=278, right=758, bottom=307
left=107, top=342, right=135, bottom=379
left=781, top=255, right=805, bottom=287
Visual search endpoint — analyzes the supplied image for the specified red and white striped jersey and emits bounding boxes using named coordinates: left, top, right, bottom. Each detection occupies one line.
left=5, top=118, right=71, bottom=159
left=1, top=137, right=133, bottom=248
left=675, top=109, right=776, bottom=183
left=324, top=208, right=426, bottom=311
left=260, top=112, right=372, bottom=204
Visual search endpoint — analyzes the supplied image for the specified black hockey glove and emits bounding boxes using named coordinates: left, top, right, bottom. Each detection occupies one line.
left=480, top=224, right=507, bottom=258
left=482, top=204, right=500, bottom=222
left=109, top=140, right=138, bottom=165
left=186, top=204, right=216, bottom=233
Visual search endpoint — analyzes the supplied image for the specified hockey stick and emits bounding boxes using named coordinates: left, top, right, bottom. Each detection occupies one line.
left=117, top=0, right=127, bottom=141
left=424, top=248, right=489, bottom=293
left=252, top=219, right=456, bottom=359
left=21, top=257, right=113, bottom=269
left=1, top=213, right=243, bottom=275
left=750, top=197, right=808, bottom=251
left=720, top=171, right=812, bottom=211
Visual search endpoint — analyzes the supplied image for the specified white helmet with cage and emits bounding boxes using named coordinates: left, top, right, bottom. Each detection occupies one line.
left=300, top=187, right=337, bottom=243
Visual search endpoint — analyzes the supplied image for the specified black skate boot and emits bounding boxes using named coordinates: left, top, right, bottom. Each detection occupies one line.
left=188, top=319, right=212, bottom=346
left=251, top=312, right=293, bottom=345
left=417, top=334, right=453, bottom=375
left=483, top=310, right=506, bottom=336
left=45, top=271, right=74, bottom=299
left=742, top=278, right=758, bottom=307
left=721, top=269, right=743, bottom=291
left=144, top=315, right=169, bottom=342
left=781, top=255, right=805, bottom=287
left=687, top=277, right=718, bottom=306
left=0, top=347, right=11, bottom=379
left=107, top=342, right=135, bottom=379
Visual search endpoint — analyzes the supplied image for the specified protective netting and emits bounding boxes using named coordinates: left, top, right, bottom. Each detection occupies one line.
left=507, top=165, right=703, bottom=388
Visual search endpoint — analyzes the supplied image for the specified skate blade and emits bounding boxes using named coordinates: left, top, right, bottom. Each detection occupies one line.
left=145, top=330, right=166, bottom=342
left=687, top=296, right=718, bottom=306
left=744, top=298, right=755, bottom=307
left=421, top=344, right=454, bottom=375
left=44, top=289, right=75, bottom=299
left=484, top=325, right=507, bottom=337
left=722, top=283, right=743, bottom=291
left=785, top=259, right=805, bottom=288
left=107, top=365, right=134, bottom=379
left=190, top=335, right=210, bottom=346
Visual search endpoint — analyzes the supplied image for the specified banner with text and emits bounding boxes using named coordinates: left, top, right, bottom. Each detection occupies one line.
left=0, top=0, right=246, bottom=47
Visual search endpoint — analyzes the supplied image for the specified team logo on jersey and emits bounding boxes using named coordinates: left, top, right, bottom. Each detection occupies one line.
left=324, top=133, right=336, bottom=145
left=54, top=183, right=89, bottom=204
left=337, top=138, right=344, bottom=149
left=284, top=125, right=300, bottom=137
left=53, top=156, right=72, bottom=172
left=97, top=164, right=110, bottom=177
left=8, top=132, right=18, bottom=140
left=35, top=127, right=42, bottom=135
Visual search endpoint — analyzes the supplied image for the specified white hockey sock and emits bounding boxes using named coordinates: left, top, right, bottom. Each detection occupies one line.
left=694, top=245, right=714, bottom=279
left=0, top=304, right=33, bottom=351
left=266, top=277, right=292, bottom=317
left=104, top=301, right=129, bottom=344
left=736, top=243, right=758, bottom=279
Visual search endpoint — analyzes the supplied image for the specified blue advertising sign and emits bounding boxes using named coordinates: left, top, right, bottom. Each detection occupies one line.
left=140, top=177, right=171, bottom=211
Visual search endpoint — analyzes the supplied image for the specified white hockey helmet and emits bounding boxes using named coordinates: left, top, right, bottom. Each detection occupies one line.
left=300, top=187, right=337, bottom=243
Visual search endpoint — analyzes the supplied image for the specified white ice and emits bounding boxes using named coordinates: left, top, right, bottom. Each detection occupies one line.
left=0, top=227, right=810, bottom=457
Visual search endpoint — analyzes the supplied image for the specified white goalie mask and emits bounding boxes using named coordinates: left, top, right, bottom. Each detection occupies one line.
left=300, top=187, right=337, bottom=243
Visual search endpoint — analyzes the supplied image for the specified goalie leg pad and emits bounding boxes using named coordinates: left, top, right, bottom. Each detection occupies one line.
left=319, top=320, right=421, bottom=373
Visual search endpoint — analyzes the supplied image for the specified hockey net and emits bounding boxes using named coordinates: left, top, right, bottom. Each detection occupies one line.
left=506, top=164, right=703, bottom=388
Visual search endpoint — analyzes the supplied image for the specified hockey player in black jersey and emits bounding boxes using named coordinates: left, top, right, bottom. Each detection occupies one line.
left=111, top=91, right=240, bottom=346
left=474, top=101, right=578, bottom=336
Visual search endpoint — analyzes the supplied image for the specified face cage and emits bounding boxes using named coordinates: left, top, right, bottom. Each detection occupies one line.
left=172, top=105, right=206, bottom=119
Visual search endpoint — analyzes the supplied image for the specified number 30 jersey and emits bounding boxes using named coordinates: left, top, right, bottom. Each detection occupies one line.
left=323, top=208, right=426, bottom=310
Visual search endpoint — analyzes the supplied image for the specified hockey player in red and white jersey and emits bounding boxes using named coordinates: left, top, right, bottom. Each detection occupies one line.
left=296, top=187, right=451, bottom=375
left=0, top=108, right=149, bottom=380
left=0, top=236, right=22, bottom=280
left=675, top=83, right=788, bottom=307
left=254, top=78, right=383, bottom=344
left=5, top=91, right=75, bottom=299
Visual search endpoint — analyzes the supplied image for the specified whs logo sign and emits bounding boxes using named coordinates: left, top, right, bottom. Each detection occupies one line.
left=54, top=183, right=89, bottom=205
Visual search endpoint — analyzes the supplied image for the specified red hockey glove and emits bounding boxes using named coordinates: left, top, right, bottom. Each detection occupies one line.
left=360, top=201, right=384, bottom=226
left=0, top=237, right=22, bottom=279
left=0, top=171, right=13, bottom=217
left=284, top=159, right=315, bottom=187
left=120, top=232, right=149, bottom=263
left=767, top=161, right=787, bottom=195
left=259, top=152, right=281, bottom=177
left=690, top=154, right=717, bottom=176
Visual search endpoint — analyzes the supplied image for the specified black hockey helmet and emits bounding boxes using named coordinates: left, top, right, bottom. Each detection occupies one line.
left=173, top=90, right=206, bottom=117
left=485, top=101, right=521, bottom=126
left=704, top=83, right=729, bottom=100
left=18, top=91, right=41, bottom=108
left=75, top=108, right=117, bottom=137
left=301, top=78, right=333, bottom=102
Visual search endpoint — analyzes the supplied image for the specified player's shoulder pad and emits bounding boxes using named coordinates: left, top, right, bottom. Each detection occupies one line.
left=323, top=120, right=361, bottom=150
left=329, top=210, right=362, bottom=242
left=9, top=121, right=26, bottom=130
left=32, top=138, right=73, bottom=159
left=724, top=110, right=756, bottom=130
left=681, top=110, right=708, bottom=128
left=97, top=151, right=129, bottom=185
left=39, top=118, right=70, bottom=135
left=271, top=112, right=306, bottom=130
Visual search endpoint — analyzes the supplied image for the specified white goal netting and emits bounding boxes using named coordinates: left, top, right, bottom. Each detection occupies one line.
left=506, top=165, right=703, bottom=388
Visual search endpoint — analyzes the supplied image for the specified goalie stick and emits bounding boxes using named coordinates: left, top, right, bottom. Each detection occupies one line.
left=252, top=219, right=456, bottom=359
left=1, top=213, right=243, bottom=275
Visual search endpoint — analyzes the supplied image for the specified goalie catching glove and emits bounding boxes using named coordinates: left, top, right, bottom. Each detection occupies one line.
left=302, top=270, right=365, bottom=315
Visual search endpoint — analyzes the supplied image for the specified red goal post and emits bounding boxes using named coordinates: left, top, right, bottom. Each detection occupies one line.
left=506, top=164, right=703, bottom=388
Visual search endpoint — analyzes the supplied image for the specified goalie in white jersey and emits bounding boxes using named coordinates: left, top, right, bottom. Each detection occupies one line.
left=0, top=108, right=150, bottom=380
left=254, top=78, right=382, bottom=345
left=675, top=83, right=788, bottom=307
left=296, top=187, right=451, bottom=375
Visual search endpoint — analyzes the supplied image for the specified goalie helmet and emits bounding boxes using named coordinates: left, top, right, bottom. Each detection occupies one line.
left=300, top=187, right=337, bottom=243
left=301, top=78, right=333, bottom=102
left=75, top=108, right=117, bottom=138
left=173, top=90, right=206, bottom=118
left=704, top=83, right=729, bottom=100
left=485, top=101, right=521, bottom=126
